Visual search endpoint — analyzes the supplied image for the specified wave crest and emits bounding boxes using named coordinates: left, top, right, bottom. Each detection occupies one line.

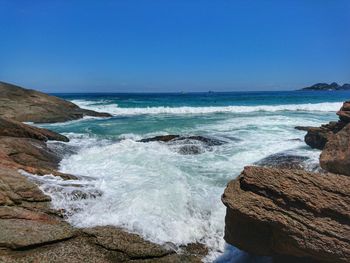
left=72, top=100, right=342, bottom=116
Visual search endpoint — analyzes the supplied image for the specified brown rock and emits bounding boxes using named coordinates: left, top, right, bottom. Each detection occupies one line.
left=0, top=167, right=51, bottom=205
left=0, top=218, right=75, bottom=249
left=337, top=101, right=350, bottom=122
left=222, top=166, right=350, bottom=263
left=0, top=81, right=111, bottom=123
left=0, top=117, right=69, bottom=142
left=83, top=226, right=173, bottom=259
left=320, top=123, right=350, bottom=176
left=297, top=121, right=346, bottom=150
left=0, top=137, right=60, bottom=170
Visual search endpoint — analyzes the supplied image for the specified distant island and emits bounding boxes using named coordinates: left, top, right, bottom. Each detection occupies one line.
left=300, top=82, right=350, bottom=91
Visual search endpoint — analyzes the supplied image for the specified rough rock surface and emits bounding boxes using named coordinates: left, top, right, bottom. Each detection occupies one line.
left=296, top=121, right=346, bottom=150
left=0, top=117, right=69, bottom=142
left=222, top=166, right=350, bottom=263
left=296, top=101, right=350, bottom=150
left=320, top=123, right=350, bottom=176
left=0, top=81, right=112, bottom=123
left=337, top=101, right=350, bottom=122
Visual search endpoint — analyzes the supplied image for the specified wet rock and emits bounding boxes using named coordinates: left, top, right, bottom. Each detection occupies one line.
left=176, top=145, right=204, bottom=155
left=222, top=166, right=350, bottom=263
left=139, top=135, right=180, bottom=143
left=140, top=135, right=226, bottom=155
left=320, top=123, right=350, bottom=176
left=256, top=152, right=309, bottom=170
left=0, top=117, right=69, bottom=142
left=139, top=135, right=226, bottom=146
left=0, top=81, right=111, bottom=123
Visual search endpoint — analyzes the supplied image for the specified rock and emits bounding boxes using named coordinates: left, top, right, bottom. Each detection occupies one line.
left=0, top=117, right=69, bottom=142
left=255, top=152, right=309, bottom=170
left=140, top=135, right=226, bottom=154
left=83, top=226, right=172, bottom=259
left=222, top=166, right=350, bottom=263
left=337, top=101, right=350, bottom=122
left=0, top=218, right=76, bottom=249
left=0, top=167, right=51, bottom=206
left=0, top=81, right=112, bottom=123
left=0, top=137, right=61, bottom=170
left=139, top=135, right=180, bottom=143
left=139, top=135, right=226, bottom=146
left=296, top=121, right=346, bottom=150
left=0, top=236, right=125, bottom=263
left=177, top=145, right=204, bottom=155
left=320, top=123, right=350, bottom=176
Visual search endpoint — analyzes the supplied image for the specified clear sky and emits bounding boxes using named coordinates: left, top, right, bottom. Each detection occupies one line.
left=0, top=0, right=349, bottom=93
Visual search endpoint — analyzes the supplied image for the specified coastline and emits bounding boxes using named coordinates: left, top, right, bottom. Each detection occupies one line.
left=0, top=81, right=349, bottom=262
left=0, top=83, right=206, bottom=262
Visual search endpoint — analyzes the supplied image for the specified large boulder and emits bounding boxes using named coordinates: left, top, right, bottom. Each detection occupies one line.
left=222, top=166, right=350, bottom=263
left=320, top=123, right=350, bottom=176
left=0, top=81, right=111, bottom=123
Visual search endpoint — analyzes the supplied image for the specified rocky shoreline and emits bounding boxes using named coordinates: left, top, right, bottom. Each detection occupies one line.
left=0, top=83, right=206, bottom=262
left=222, top=101, right=350, bottom=262
left=1, top=81, right=349, bottom=262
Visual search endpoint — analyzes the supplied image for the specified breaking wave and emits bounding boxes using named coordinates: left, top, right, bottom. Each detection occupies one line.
left=71, top=100, right=342, bottom=116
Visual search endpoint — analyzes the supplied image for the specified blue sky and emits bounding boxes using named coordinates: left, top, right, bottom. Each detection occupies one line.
left=0, top=0, right=349, bottom=92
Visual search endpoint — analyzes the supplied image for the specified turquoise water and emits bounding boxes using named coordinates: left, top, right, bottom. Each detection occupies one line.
left=35, top=91, right=349, bottom=262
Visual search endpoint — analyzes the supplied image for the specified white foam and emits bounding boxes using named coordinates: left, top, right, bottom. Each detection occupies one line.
left=71, top=100, right=342, bottom=116
left=29, top=112, right=325, bottom=259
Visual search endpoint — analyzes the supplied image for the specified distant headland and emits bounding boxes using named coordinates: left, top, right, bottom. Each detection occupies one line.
left=300, top=82, right=350, bottom=91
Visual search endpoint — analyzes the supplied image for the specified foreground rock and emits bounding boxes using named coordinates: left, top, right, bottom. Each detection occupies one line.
left=0, top=81, right=112, bottom=123
left=320, top=123, right=350, bottom=176
left=222, top=166, right=350, bottom=263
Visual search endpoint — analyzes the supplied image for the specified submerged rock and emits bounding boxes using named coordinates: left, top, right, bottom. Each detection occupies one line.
left=0, top=81, right=111, bottom=123
left=139, top=134, right=226, bottom=155
left=255, top=152, right=309, bottom=170
left=222, top=166, right=350, bottom=263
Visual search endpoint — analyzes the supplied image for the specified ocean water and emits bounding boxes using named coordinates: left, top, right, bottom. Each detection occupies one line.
left=32, top=91, right=349, bottom=262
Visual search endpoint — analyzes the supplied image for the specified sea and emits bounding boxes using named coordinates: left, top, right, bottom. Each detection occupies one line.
left=30, top=90, right=350, bottom=262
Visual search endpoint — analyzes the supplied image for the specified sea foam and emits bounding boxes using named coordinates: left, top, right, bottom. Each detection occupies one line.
left=71, top=100, right=342, bottom=116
